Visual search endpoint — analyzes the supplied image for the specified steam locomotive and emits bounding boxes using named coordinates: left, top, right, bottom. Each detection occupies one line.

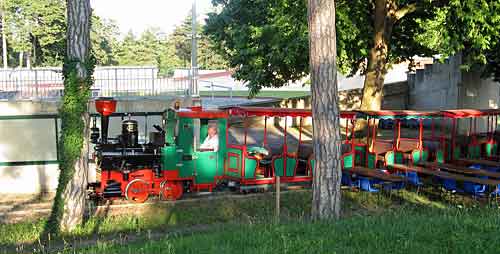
left=88, top=97, right=229, bottom=202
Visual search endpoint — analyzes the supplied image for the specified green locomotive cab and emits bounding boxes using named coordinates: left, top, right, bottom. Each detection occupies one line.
left=161, top=107, right=228, bottom=192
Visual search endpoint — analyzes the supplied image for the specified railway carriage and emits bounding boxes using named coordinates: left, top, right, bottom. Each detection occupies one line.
left=87, top=97, right=500, bottom=202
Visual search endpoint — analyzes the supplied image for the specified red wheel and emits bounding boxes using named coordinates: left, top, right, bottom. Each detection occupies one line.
left=160, top=181, right=183, bottom=201
left=125, top=179, right=150, bottom=203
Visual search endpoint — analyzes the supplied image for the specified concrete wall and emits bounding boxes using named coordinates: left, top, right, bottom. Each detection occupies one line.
left=408, top=54, right=500, bottom=134
left=0, top=117, right=60, bottom=194
left=459, top=71, right=500, bottom=109
left=408, top=55, right=462, bottom=110
left=0, top=97, right=183, bottom=194
left=338, top=81, right=408, bottom=110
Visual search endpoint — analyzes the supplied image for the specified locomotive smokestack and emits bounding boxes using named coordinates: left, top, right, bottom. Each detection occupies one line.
left=101, top=116, right=109, bottom=144
left=95, top=98, right=117, bottom=144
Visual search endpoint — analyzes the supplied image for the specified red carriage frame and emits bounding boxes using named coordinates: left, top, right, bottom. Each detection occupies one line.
left=227, top=107, right=356, bottom=186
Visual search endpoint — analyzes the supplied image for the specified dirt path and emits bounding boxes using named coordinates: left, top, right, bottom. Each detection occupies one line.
left=9, top=222, right=227, bottom=254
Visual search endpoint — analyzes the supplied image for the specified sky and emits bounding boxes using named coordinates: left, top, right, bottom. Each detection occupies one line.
left=90, top=0, right=214, bottom=36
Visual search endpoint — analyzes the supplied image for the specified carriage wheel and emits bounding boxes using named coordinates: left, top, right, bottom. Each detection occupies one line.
left=125, top=179, right=150, bottom=203
left=160, top=181, right=183, bottom=201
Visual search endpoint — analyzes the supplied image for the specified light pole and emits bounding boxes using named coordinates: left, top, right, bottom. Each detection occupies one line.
left=190, top=0, right=199, bottom=98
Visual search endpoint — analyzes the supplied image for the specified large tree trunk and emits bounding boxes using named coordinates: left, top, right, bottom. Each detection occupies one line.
left=45, top=0, right=92, bottom=235
left=60, top=113, right=90, bottom=231
left=359, top=0, right=395, bottom=111
left=59, top=0, right=92, bottom=232
left=308, top=0, right=342, bottom=220
left=66, top=0, right=92, bottom=79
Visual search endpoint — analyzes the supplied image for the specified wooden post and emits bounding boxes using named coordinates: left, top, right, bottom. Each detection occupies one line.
left=275, top=175, right=280, bottom=223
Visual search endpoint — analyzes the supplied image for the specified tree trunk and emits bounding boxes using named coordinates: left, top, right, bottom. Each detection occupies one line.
left=60, top=113, right=90, bottom=231
left=26, top=52, right=31, bottom=69
left=32, top=36, right=38, bottom=67
left=308, top=0, right=342, bottom=220
left=60, top=0, right=92, bottom=232
left=359, top=0, right=395, bottom=111
left=45, top=0, right=92, bottom=235
left=18, top=52, right=23, bottom=68
left=1, top=11, right=7, bottom=69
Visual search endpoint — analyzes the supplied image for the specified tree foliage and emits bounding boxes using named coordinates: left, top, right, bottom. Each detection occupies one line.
left=205, top=0, right=500, bottom=97
left=91, top=16, right=119, bottom=66
left=2, top=0, right=66, bottom=66
left=169, top=13, right=228, bottom=71
left=422, top=0, right=500, bottom=81
left=1, top=5, right=228, bottom=72
left=205, top=0, right=309, bottom=97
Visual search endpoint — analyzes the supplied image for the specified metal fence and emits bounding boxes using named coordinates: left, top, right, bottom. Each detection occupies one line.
left=0, top=66, right=191, bottom=100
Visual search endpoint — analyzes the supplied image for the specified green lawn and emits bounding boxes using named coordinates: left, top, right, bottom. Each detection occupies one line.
left=199, top=90, right=310, bottom=98
left=0, top=188, right=496, bottom=254
left=69, top=208, right=500, bottom=254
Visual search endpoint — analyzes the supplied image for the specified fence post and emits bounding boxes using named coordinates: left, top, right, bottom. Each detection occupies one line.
left=151, top=68, right=155, bottom=96
left=275, top=175, right=280, bottom=223
left=34, top=69, right=39, bottom=98
left=211, top=82, right=214, bottom=101
left=114, top=68, right=118, bottom=96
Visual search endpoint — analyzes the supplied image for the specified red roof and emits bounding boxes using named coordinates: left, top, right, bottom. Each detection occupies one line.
left=441, top=109, right=485, bottom=118
left=229, top=107, right=355, bottom=119
left=177, top=108, right=228, bottom=118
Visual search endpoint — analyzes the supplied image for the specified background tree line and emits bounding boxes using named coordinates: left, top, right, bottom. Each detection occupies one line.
left=0, top=0, right=227, bottom=76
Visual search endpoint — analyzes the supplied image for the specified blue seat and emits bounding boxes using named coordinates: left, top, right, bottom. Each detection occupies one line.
left=464, top=181, right=486, bottom=196
left=341, top=172, right=352, bottom=186
left=489, top=185, right=500, bottom=197
left=486, top=166, right=500, bottom=172
left=383, top=172, right=406, bottom=191
left=464, top=165, right=487, bottom=196
left=442, top=178, right=462, bottom=193
left=406, top=171, right=423, bottom=186
left=342, top=172, right=360, bottom=187
left=359, top=177, right=379, bottom=193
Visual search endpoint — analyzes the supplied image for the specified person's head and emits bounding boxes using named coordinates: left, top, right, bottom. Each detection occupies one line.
left=207, top=126, right=218, bottom=138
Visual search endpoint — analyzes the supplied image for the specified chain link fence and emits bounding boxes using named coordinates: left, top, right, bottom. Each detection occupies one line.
left=0, top=66, right=191, bottom=100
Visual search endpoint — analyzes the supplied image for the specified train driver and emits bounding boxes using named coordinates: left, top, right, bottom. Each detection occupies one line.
left=200, top=125, right=219, bottom=152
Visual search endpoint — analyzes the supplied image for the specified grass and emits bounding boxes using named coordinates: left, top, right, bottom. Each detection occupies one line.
left=69, top=208, right=500, bottom=254
left=199, top=90, right=310, bottom=99
left=0, top=191, right=312, bottom=253
left=0, top=188, right=495, bottom=253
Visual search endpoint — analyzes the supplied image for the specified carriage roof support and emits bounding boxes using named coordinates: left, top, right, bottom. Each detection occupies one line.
left=355, top=110, right=443, bottom=153
left=263, top=116, right=268, bottom=147
left=229, top=106, right=356, bottom=156
left=441, top=109, right=500, bottom=157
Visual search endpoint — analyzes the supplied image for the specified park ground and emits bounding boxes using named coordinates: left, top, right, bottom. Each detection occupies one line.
left=1, top=186, right=500, bottom=254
